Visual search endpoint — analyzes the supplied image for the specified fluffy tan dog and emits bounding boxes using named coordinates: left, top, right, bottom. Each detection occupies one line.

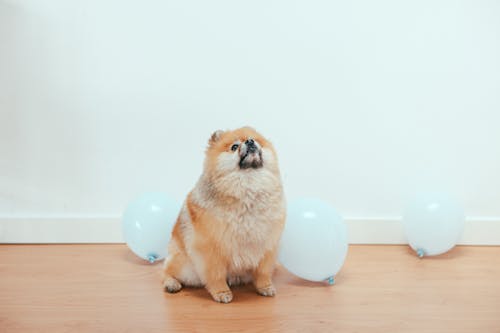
left=162, top=127, right=286, bottom=303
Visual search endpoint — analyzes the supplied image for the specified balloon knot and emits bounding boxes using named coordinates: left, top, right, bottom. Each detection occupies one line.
left=416, top=248, right=425, bottom=258
left=328, top=276, right=335, bottom=285
left=147, top=254, right=158, bottom=264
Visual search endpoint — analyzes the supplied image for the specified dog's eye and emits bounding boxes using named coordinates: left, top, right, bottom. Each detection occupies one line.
left=231, top=144, right=239, bottom=151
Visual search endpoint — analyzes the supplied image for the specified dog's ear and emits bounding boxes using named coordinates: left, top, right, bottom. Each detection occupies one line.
left=208, top=129, right=224, bottom=146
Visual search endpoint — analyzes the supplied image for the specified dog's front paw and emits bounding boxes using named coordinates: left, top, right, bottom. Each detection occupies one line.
left=163, top=277, right=182, bottom=293
left=256, top=284, right=276, bottom=297
left=212, top=290, right=233, bottom=303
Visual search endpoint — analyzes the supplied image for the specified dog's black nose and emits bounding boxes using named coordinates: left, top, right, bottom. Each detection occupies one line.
left=245, top=139, right=257, bottom=152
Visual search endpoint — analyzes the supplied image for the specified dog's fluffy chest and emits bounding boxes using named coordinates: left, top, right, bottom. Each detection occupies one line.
left=213, top=194, right=284, bottom=272
left=191, top=171, right=285, bottom=272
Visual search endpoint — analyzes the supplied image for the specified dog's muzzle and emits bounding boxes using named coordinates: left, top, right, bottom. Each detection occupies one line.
left=239, top=139, right=263, bottom=169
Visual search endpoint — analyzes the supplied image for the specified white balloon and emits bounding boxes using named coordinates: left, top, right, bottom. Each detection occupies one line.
left=403, top=192, right=465, bottom=257
left=122, top=192, right=180, bottom=263
left=279, top=198, right=348, bottom=283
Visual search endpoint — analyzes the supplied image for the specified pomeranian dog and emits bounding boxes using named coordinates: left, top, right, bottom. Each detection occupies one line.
left=162, top=126, right=286, bottom=303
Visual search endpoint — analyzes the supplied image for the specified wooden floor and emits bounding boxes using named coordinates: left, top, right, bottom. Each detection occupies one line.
left=0, top=245, right=499, bottom=332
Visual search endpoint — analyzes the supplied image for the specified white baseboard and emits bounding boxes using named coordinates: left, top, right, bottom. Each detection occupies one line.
left=346, top=217, right=500, bottom=245
left=0, top=216, right=499, bottom=245
left=0, top=216, right=123, bottom=244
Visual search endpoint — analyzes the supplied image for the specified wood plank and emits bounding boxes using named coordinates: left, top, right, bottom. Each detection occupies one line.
left=0, top=245, right=499, bottom=332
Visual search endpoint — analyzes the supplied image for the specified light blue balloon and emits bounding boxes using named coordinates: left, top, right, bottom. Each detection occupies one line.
left=122, top=192, right=180, bottom=263
left=403, top=192, right=465, bottom=257
left=279, top=198, right=348, bottom=283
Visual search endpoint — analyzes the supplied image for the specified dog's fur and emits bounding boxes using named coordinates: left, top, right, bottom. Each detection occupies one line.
left=162, top=127, right=286, bottom=303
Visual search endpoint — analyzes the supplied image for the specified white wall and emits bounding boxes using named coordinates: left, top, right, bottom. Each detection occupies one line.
left=1, top=0, right=499, bottom=221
